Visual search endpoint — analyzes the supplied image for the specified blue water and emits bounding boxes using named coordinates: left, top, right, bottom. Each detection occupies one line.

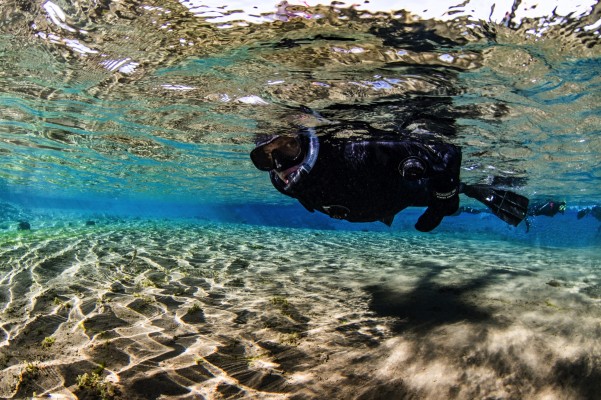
left=1, top=0, right=601, bottom=398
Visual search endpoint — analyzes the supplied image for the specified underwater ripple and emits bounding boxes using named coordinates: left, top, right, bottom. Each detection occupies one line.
left=0, top=219, right=600, bottom=398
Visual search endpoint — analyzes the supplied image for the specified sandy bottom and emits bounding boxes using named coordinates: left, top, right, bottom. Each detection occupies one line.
left=0, top=219, right=600, bottom=399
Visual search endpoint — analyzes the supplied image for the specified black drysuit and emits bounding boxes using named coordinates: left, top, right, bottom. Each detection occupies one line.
left=268, top=131, right=462, bottom=231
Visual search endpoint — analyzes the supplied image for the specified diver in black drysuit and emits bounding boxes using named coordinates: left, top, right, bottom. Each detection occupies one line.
left=528, top=200, right=566, bottom=217
left=251, top=117, right=529, bottom=232
left=524, top=199, right=566, bottom=232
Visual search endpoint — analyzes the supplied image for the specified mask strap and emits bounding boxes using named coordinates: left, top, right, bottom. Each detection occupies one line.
left=282, top=127, right=319, bottom=192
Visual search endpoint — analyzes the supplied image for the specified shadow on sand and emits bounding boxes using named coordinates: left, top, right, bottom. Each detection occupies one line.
left=364, top=261, right=503, bottom=333
left=357, top=261, right=601, bottom=399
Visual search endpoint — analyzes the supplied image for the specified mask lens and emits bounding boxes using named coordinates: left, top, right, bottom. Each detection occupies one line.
left=250, top=145, right=274, bottom=171
left=250, top=136, right=301, bottom=171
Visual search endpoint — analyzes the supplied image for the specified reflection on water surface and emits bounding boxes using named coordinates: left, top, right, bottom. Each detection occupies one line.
left=0, top=0, right=600, bottom=205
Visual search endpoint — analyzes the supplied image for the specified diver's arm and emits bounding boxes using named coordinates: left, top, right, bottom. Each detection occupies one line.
left=415, top=178, right=460, bottom=232
left=411, top=143, right=462, bottom=232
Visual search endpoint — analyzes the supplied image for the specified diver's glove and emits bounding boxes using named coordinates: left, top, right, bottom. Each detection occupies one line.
left=415, top=180, right=460, bottom=232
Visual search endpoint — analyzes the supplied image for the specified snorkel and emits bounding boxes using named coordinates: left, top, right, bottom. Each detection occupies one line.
left=271, top=127, right=320, bottom=193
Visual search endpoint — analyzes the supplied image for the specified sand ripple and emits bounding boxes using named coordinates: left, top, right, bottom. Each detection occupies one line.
left=0, top=220, right=600, bottom=399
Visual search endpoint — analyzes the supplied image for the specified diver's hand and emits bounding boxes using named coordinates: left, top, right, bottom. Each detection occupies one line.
left=415, top=207, right=445, bottom=232
left=415, top=187, right=460, bottom=232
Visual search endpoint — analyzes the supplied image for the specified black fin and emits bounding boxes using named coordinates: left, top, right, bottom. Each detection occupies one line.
left=460, top=184, right=529, bottom=227
left=577, top=208, right=589, bottom=220
left=379, top=215, right=395, bottom=227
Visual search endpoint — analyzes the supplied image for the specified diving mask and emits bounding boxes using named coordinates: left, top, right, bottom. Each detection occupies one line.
left=250, top=135, right=304, bottom=171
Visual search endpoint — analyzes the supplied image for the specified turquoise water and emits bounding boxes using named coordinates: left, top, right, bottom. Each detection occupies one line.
left=1, top=0, right=601, bottom=398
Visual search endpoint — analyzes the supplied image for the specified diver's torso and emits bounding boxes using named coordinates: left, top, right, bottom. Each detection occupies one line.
left=272, top=136, right=436, bottom=223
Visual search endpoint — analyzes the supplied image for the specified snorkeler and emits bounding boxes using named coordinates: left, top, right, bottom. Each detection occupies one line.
left=528, top=200, right=566, bottom=217
left=250, top=107, right=529, bottom=232
left=524, top=200, right=566, bottom=232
